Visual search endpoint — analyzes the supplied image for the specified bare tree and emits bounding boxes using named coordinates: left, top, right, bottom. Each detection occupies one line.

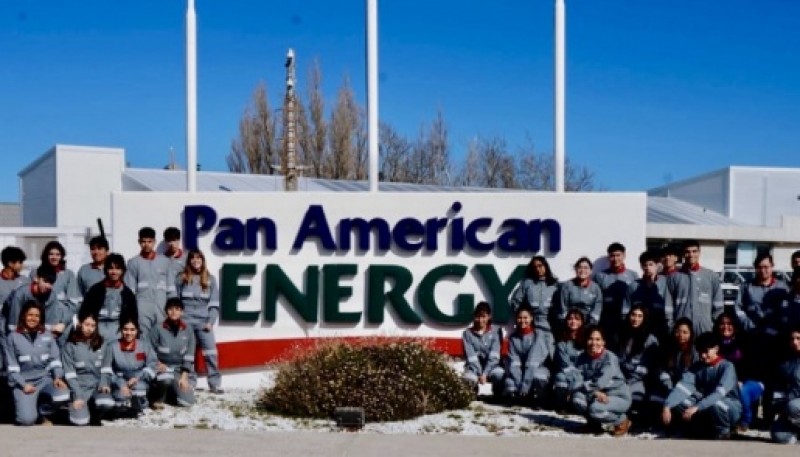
left=379, top=122, right=412, bottom=182
left=454, top=138, right=482, bottom=187
left=327, top=77, right=360, bottom=179
left=300, top=59, right=327, bottom=178
left=226, top=83, right=280, bottom=174
left=516, top=138, right=597, bottom=191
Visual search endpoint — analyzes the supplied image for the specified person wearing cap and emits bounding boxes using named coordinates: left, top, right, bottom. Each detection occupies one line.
left=594, top=243, right=639, bottom=349
left=76, top=236, right=110, bottom=298
left=125, top=227, right=176, bottom=337
left=662, top=331, right=742, bottom=439
left=149, top=297, right=196, bottom=409
left=665, top=240, right=724, bottom=336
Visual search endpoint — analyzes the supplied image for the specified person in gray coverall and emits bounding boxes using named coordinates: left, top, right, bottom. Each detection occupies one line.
left=4, top=300, right=70, bottom=425
left=149, top=297, right=196, bottom=408
left=62, top=312, right=114, bottom=426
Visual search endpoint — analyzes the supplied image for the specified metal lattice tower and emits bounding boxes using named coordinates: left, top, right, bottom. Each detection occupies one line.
left=283, top=48, right=298, bottom=191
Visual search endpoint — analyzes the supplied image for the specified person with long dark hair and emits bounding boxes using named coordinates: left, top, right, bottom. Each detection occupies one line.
left=81, top=254, right=138, bottom=342
left=33, top=241, right=80, bottom=325
left=615, top=304, right=659, bottom=421
left=62, top=312, right=114, bottom=425
left=175, top=249, right=223, bottom=393
left=461, top=302, right=504, bottom=397
left=503, top=305, right=551, bottom=406
left=4, top=300, right=70, bottom=425
left=552, top=308, right=586, bottom=413
left=110, top=317, right=157, bottom=417
left=570, top=325, right=632, bottom=437
left=509, top=255, right=559, bottom=354
left=714, top=311, right=763, bottom=433
left=653, top=317, right=698, bottom=409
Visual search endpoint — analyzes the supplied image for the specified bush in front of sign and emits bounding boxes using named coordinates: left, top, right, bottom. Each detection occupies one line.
left=259, top=338, right=473, bottom=422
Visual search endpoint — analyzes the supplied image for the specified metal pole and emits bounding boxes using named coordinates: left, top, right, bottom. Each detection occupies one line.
left=186, top=0, right=198, bottom=192
left=366, top=0, right=379, bottom=192
left=284, top=49, right=298, bottom=191
left=554, top=0, right=566, bottom=193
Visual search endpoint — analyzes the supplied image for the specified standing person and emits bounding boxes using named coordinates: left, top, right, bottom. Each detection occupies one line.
left=625, top=250, right=670, bottom=342
left=615, top=304, right=659, bottom=421
left=771, top=325, right=800, bottom=444
left=503, top=305, right=551, bottom=406
left=508, top=255, right=559, bottom=355
left=662, top=332, right=742, bottom=440
left=552, top=309, right=586, bottom=413
left=4, top=300, right=70, bottom=425
left=0, top=247, right=29, bottom=308
left=554, top=257, right=603, bottom=327
left=791, top=251, right=800, bottom=272
left=0, top=246, right=28, bottom=421
left=61, top=312, right=114, bottom=426
left=110, top=317, right=157, bottom=417
left=739, top=253, right=788, bottom=336
left=149, top=298, right=196, bottom=408
left=162, top=227, right=187, bottom=273
left=714, top=311, right=763, bottom=433
left=665, top=240, right=724, bottom=335
left=776, top=268, right=800, bottom=338
left=76, top=236, right=109, bottom=297
left=594, top=243, right=639, bottom=348
left=461, top=302, right=504, bottom=397
left=81, top=254, right=138, bottom=342
left=175, top=249, right=223, bottom=393
left=125, top=227, right=175, bottom=337
left=32, top=241, right=81, bottom=325
left=570, top=325, right=632, bottom=436
left=4, top=266, right=66, bottom=341
left=652, top=318, right=698, bottom=410
left=660, top=246, right=681, bottom=277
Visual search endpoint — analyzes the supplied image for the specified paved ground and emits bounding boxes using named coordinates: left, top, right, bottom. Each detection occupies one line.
left=1, top=426, right=797, bottom=457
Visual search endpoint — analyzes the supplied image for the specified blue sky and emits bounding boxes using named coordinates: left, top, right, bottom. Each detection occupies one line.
left=1, top=1, right=798, bottom=202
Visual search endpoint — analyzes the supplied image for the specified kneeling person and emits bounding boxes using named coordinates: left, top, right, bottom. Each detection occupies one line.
left=461, top=302, right=504, bottom=396
left=62, top=312, right=115, bottom=425
left=662, top=332, right=742, bottom=439
left=149, top=298, right=196, bottom=408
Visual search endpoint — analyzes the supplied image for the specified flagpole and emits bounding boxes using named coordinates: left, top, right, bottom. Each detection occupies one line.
left=186, top=0, right=198, bottom=192
left=554, top=0, right=566, bottom=193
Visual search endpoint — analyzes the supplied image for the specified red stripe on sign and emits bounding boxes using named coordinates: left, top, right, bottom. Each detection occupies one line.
left=196, top=337, right=467, bottom=371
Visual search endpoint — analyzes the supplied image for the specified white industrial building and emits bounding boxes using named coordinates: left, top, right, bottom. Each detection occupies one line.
left=9, top=144, right=800, bottom=274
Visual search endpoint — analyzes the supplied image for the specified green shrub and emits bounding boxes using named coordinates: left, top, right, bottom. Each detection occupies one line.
left=259, top=339, right=474, bottom=422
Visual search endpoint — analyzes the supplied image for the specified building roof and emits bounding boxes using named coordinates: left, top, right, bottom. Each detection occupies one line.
left=0, top=202, right=21, bottom=227
left=122, top=168, right=508, bottom=193
left=647, top=196, right=748, bottom=226
left=123, top=168, right=747, bottom=227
